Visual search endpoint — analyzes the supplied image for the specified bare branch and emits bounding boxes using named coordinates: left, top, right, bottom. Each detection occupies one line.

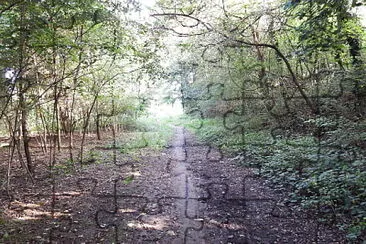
left=153, top=25, right=210, bottom=37
left=224, top=36, right=317, bottom=113
left=151, top=13, right=213, bottom=31
left=153, top=11, right=317, bottom=113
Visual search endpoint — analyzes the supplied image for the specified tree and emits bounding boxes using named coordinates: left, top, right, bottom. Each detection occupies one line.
left=285, top=0, right=364, bottom=66
left=0, top=0, right=162, bottom=183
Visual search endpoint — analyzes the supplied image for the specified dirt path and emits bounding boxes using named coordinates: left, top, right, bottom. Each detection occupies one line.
left=0, top=127, right=346, bottom=243
left=169, top=127, right=205, bottom=243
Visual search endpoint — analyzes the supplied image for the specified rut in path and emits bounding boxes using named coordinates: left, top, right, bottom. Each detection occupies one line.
left=169, top=126, right=205, bottom=243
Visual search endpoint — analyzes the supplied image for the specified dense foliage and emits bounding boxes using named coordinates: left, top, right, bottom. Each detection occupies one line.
left=154, top=0, right=366, bottom=240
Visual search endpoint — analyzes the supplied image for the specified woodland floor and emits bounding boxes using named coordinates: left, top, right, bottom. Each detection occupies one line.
left=0, top=126, right=346, bottom=243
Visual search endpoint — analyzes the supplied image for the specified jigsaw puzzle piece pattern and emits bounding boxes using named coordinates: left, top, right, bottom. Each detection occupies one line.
left=41, top=78, right=357, bottom=243
left=197, top=177, right=321, bottom=243
left=93, top=126, right=207, bottom=243
left=94, top=177, right=168, bottom=243
left=199, top=182, right=249, bottom=243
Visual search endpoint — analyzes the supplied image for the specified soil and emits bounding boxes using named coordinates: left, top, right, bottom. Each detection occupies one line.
left=0, top=126, right=346, bottom=243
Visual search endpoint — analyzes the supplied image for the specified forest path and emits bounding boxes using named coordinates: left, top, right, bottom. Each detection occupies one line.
left=153, top=126, right=344, bottom=243
left=0, top=126, right=345, bottom=243
left=168, top=126, right=205, bottom=243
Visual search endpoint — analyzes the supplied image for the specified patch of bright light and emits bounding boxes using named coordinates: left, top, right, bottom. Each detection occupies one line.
left=139, top=0, right=155, bottom=8
left=118, top=208, right=139, bottom=213
left=127, top=216, right=168, bottom=230
left=131, top=171, right=141, bottom=176
left=354, top=6, right=366, bottom=27
left=148, top=100, right=183, bottom=118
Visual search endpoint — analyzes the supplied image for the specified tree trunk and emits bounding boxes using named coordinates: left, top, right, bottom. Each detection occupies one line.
left=80, top=94, right=99, bottom=164
left=251, top=27, right=268, bottom=97
left=19, top=90, right=33, bottom=174
left=96, top=114, right=101, bottom=140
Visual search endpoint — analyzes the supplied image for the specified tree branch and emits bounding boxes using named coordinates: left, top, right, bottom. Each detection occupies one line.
left=0, top=1, right=22, bottom=16
left=225, top=37, right=317, bottom=113
left=151, top=13, right=213, bottom=31
left=152, top=10, right=318, bottom=113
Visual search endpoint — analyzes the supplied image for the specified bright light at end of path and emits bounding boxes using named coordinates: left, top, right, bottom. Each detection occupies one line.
left=139, top=0, right=155, bottom=8
left=148, top=101, right=184, bottom=118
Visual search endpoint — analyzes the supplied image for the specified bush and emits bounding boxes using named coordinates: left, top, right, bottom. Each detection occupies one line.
left=181, top=115, right=366, bottom=241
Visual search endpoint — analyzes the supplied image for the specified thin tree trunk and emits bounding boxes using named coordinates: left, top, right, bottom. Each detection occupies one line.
left=53, top=54, right=62, bottom=152
left=50, top=86, right=58, bottom=167
left=80, top=94, right=99, bottom=164
left=19, top=90, right=33, bottom=174
left=38, top=108, right=48, bottom=153
left=68, top=87, right=76, bottom=163
left=251, top=27, right=268, bottom=97
left=96, top=114, right=101, bottom=140
left=34, top=55, right=48, bottom=154
left=68, top=25, right=85, bottom=163
left=96, top=99, right=101, bottom=140
left=16, top=0, right=34, bottom=175
left=79, top=72, right=119, bottom=163
left=6, top=112, right=34, bottom=187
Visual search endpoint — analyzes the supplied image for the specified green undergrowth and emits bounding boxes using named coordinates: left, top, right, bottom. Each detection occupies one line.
left=53, top=159, right=76, bottom=175
left=55, top=117, right=175, bottom=174
left=116, top=116, right=175, bottom=154
left=177, top=115, right=366, bottom=241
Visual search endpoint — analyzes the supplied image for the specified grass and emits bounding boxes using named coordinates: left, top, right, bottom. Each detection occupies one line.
left=114, top=116, right=176, bottom=154
left=51, top=116, right=176, bottom=175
